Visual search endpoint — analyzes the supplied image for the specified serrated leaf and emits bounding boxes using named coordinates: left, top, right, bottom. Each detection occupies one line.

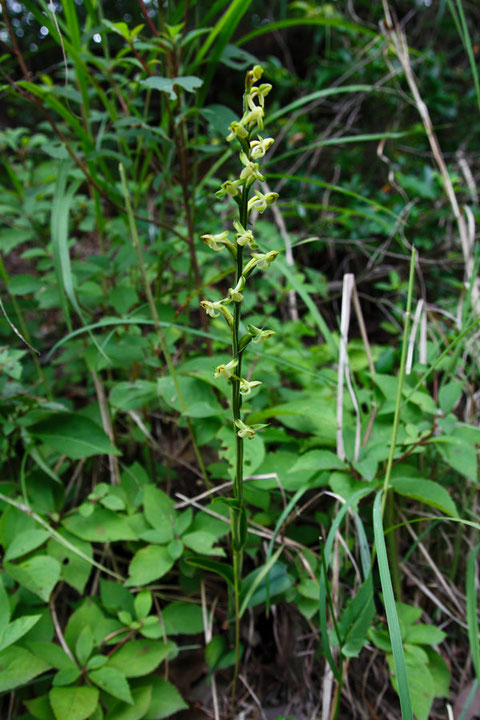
left=49, top=686, right=99, bottom=720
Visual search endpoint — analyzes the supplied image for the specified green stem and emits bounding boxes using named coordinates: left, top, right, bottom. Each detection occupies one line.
left=230, top=185, right=249, bottom=702
left=119, top=164, right=210, bottom=489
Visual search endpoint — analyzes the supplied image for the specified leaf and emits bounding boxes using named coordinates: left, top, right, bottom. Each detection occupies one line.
left=387, top=649, right=434, bottom=720
left=144, top=677, right=188, bottom=719
left=0, top=577, right=10, bottom=627
left=141, top=75, right=203, bottom=100
left=0, top=614, right=42, bottom=652
left=109, top=381, right=158, bottom=411
left=106, top=640, right=175, bottom=678
left=47, top=531, right=93, bottom=594
left=105, top=685, right=152, bottom=720
left=162, top=602, right=204, bottom=635
left=134, top=590, right=152, bottom=621
left=289, top=449, right=347, bottom=475
left=218, top=425, right=265, bottom=477
left=5, top=529, right=49, bottom=560
left=185, top=557, right=234, bottom=586
left=5, top=555, right=61, bottom=602
left=439, top=380, right=463, bottom=414
left=390, top=476, right=458, bottom=517
left=424, top=647, right=450, bottom=698
left=143, top=485, right=175, bottom=539
left=126, top=545, right=175, bottom=586
left=75, top=626, right=93, bottom=666
left=28, top=641, right=77, bottom=671
left=0, top=646, right=50, bottom=692
left=63, top=508, right=139, bottom=542
left=404, top=624, right=446, bottom=646
left=182, top=530, right=225, bottom=556
left=49, top=686, right=99, bottom=720
left=337, top=576, right=375, bottom=658
left=30, top=413, right=120, bottom=459
left=88, top=667, right=133, bottom=705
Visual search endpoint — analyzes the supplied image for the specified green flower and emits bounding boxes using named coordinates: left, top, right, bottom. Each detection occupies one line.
left=247, top=189, right=279, bottom=214
left=249, top=135, right=274, bottom=159
left=201, top=230, right=231, bottom=251
left=251, top=250, right=279, bottom=270
left=239, top=152, right=265, bottom=185
left=215, top=179, right=242, bottom=198
left=214, top=359, right=238, bottom=379
left=226, top=121, right=248, bottom=142
left=247, top=324, right=275, bottom=344
left=233, top=219, right=255, bottom=248
left=239, top=378, right=262, bottom=395
left=235, top=419, right=256, bottom=439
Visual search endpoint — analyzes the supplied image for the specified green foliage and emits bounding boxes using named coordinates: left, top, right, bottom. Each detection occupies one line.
left=0, top=0, right=479, bottom=717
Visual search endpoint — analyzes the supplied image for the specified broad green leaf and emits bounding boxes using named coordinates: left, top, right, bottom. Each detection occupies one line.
left=0, top=614, right=42, bottom=652
left=437, top=434, right=478, bottom=483
left=404, top=624, right=446, bottom=646
left=53, top=667, right=83, bottom=686
left=144, top=677, right=188, bottom=719
left=424, top=647, right=450, bottom=698
left=0, top=577, right=10, bottom=627
left=157, top=375, right=223, bottom=418
left=182, top=530, right=225, bottom=556
left=100, top=580, right=135, bottom=616
left=88, top=667, right=133, bottom=705
left=63, top=508, right=139, bottom=542
left=390, top=477, right=458, bottom=517
left=30, top=413, right=120, bottom=459
left=126, top=545, right=175, bottom=586
left=109, top=381, right=158, bottom=411
left=49, top=686, right=99, bottom=720
left=5, top=529, right=49, bottom=561
left=438, top=381, right=463, bottom=414
left=134, top=590, right=152, bottom=621
left=218, top=425, right=265, bottom=477
left=106, top=640, right=175, bottom=678
left=0, top=646, right=50, bottom=692
left=387, top=650, right=434, bottom=720
left=337, top=576, right=375, bottom=658
left=205, top=635, right=226, bottom=672
left=75, top=626, right=93, bottom=666
left=141, top=75, right=202, bottom=100
left=105, top=685, right=152, bottom=720
left=25, top=694, right=53, bottom=720
left=162, top=602, right=204, bottom=635
left=289, top=450, right=347, bottom=475
left=47, top=532, right=93, bottom=594
left=28, top=641, right=76, bottom=671
left=143, top=485, right=175, bottom=539
left=5, top=555, right=61, bottom=602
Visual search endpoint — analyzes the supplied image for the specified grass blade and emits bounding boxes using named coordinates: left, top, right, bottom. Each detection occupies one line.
left=466, top=544, right=480, bottom=683
left=373, top=491, right=413, bottom=720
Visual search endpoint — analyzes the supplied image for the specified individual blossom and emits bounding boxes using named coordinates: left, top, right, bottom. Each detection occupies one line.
left=214, top=359, right=238, bottom=379
left=251, top=250, right=279, bottom=270
left=247, top=324, right=275, bottom=344
left=239, top=378, right=262, bottom=396
left=226, top=121, right=248, bottom=143
left=215, top=179, right=242, bottom=199
left=243, top=250, right=279, bottom=277
left=247, top=189, right=279, bottom=214
left=202, top=230, right=232, bottom=251
left=249, top=135, right=274, bottom=160
left=233, top=219, right=255, bottom=248
left=247, top=83, right=272, bottom=109
left=242, top=104, right=264, bottom=130
left=228, top=277, right=245, bottom=303
left=200, top=299, right=223, bottom=317
left=246, top=65, right=264, bottom=89
left=239, top=152, right=264, bottom=185
left=235, top=419, right=256, bottom=439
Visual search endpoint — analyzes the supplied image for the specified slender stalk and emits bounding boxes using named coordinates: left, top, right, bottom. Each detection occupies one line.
left=119, top=164, right=210, bottom=488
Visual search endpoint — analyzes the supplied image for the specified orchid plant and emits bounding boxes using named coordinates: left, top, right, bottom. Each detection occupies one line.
left=200, top=65, right=279, bottom=692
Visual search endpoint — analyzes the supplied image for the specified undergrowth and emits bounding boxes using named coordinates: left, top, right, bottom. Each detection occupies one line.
left=0, top=2, right=479, bottom=719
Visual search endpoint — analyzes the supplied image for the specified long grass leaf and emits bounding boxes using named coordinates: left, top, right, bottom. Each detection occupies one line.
left=466, top=544, right=480, bottom=683
left=236, top=18, right=378, bottom=46
left=373, top=491, right=413, bottom=720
